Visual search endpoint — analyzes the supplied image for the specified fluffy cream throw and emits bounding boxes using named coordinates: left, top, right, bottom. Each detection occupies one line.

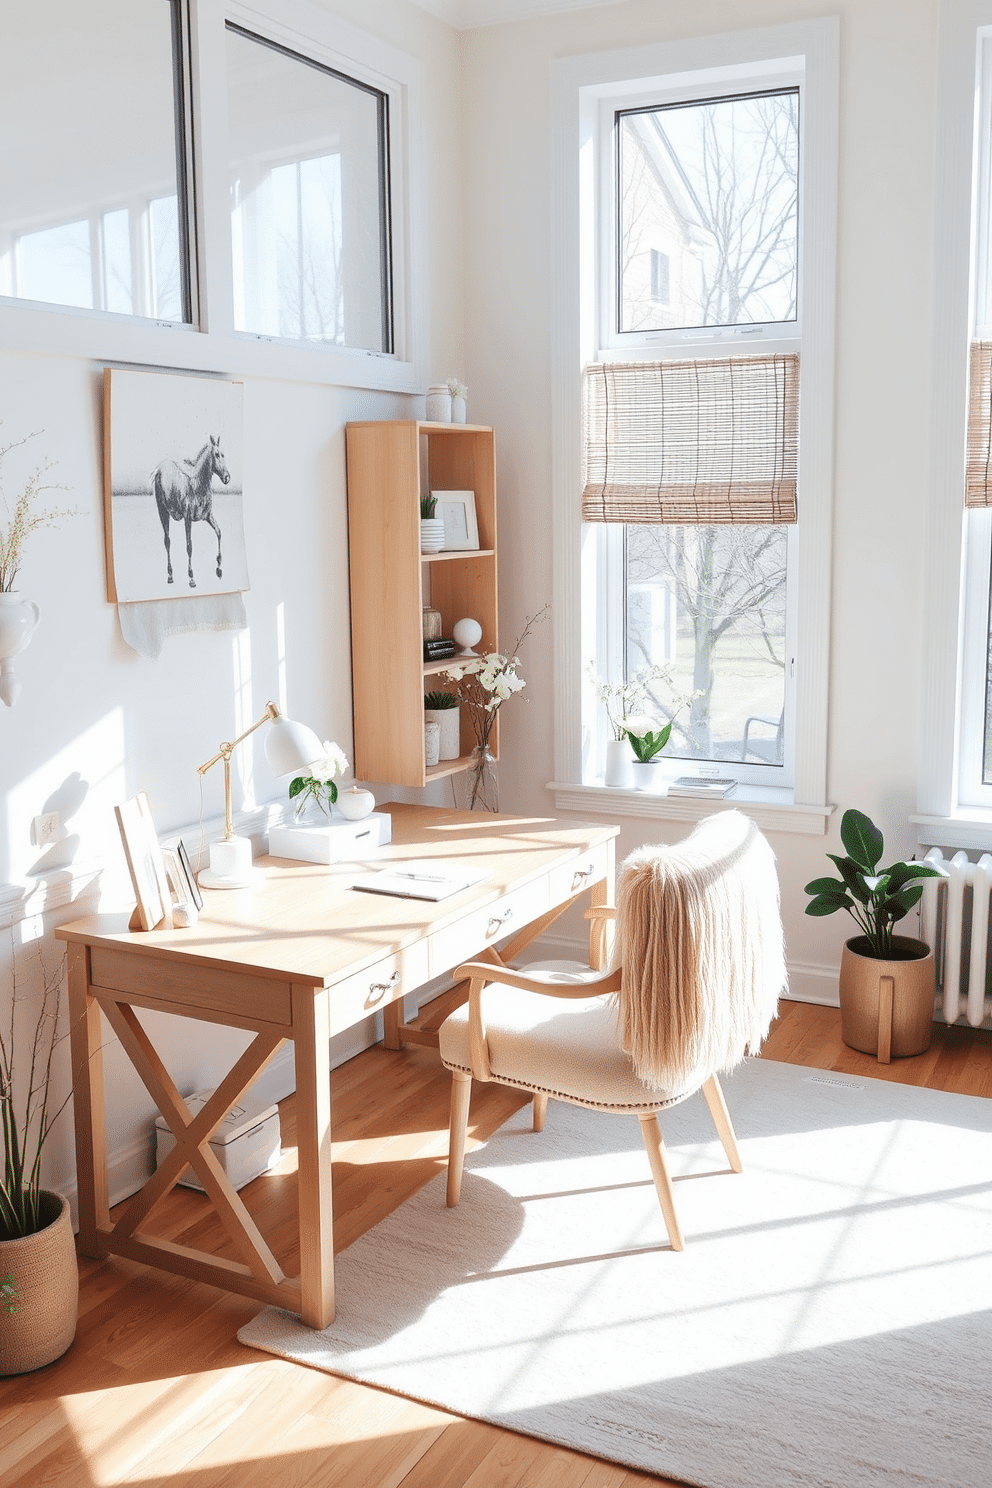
left=613, top=811, right=786, bottom=1090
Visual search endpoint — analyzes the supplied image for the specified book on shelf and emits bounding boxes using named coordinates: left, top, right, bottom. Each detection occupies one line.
left=667, top=776, right=738, bottom=799
left=423, top=639, right=457, bottom=660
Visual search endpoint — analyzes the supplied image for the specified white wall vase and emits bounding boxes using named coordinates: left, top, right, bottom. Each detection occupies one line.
left=420, top=518, right=445, bottom=554
left=425, top=704, right=460, bottom=760
left=0, top=593, right=41, bottom=708
left=630, top=760, right=668, bottom=793
left=604, top=738, right=633, bottom=788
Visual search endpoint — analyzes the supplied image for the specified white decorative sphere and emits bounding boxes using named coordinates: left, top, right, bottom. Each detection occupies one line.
left=337, top=785, right=376, bottom=821
left=452, top=617, right=483, bottom=656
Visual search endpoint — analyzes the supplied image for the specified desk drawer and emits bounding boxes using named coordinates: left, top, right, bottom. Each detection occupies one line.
left=547, top=841, right=612, bottom=910
left=89, top=947, right=293, bottom=1028
left=429, top=879, right=548, bottom=978
left=328, top=940, right=429, bottom=1036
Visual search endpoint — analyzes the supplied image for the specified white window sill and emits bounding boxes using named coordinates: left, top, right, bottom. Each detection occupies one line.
left=548, top=782, right=834, bottom=836
left=911, top=811, right=992, bottom=851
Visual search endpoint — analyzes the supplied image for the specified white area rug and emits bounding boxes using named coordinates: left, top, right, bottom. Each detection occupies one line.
left=239, top=1060, right=992, bottom=1488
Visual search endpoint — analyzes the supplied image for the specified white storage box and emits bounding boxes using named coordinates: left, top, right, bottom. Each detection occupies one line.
left=155, top=1089, right=281, bottom=1193
left=268, top=809, right=392, bottom=865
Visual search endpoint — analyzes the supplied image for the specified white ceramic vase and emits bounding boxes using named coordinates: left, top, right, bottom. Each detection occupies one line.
left=0, top=593, right=41, bottom=708
left=451, top=395, right=467, bottom=424
left=420, top=518, right=445, bottom=554
left=425, top=705, right=460, bottom=760
left=604, top=738, right=633, bottom=788
left=630, top=760, right=668, bottom=793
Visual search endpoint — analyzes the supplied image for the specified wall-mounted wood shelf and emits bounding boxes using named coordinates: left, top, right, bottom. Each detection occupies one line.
left=346, top=421, right=498, bottom=789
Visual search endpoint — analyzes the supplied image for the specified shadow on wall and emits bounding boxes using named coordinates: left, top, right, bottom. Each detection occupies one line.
left=25, top=772, right=89, bottom=876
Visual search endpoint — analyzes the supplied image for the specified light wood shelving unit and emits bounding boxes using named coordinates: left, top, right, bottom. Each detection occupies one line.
left=345, top=420, right=498, bottom=788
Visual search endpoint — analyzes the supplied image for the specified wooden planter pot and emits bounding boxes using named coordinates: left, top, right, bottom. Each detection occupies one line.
left=0, top=1191, right=78, bottom=1375
left=839, top=935, right=935, bottom=1063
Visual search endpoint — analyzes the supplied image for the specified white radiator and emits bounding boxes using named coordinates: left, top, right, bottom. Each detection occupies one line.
left=919, top=848, right=992, bottom=1027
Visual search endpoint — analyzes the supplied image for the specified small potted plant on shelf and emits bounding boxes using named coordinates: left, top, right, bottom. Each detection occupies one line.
left=0, top=945, right=78, bottom=1375
left=804, top=808, right=945, bottom=1060
left=420, top=493, right=445, bottom=554
left=424, top=690, right=461, bottom=761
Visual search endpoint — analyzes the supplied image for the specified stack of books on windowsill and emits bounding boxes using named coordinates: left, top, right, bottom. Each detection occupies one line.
left=424, top=638, right=457, bottom=661
left=667, top=776, right=738, bottom=799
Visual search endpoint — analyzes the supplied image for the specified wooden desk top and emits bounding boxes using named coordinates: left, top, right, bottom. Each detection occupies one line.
left=56, top=803, right=618, bottom=991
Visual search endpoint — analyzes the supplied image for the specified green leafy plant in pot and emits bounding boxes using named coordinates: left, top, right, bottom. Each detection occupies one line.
left=0, top=945, right=78, bottom=1373
left=804, top=809, right=944, bottom=1061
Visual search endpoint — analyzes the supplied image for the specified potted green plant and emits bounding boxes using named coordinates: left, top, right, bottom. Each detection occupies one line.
left=424, top=690, right=461, bottom=760
left=624, top=724, right=675, bottom=791
left=0, top=947, right=78, bottom=1374
left=804, top=808, right=945, bottom=1060
left=420, top=493, right=444, bottom=554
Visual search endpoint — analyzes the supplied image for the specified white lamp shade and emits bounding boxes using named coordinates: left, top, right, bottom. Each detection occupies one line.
left=264, top=714, right=325, bottom=778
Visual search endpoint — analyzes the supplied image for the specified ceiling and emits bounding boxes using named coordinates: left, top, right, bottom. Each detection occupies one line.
left=411, top=0, right=625, bottom=29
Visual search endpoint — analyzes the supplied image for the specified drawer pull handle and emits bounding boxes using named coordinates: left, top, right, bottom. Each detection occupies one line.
left=487, top=907, right=514, bottom=935
left=571, top=861, right=596, bottom=889
left=366, top=970, right=401, bottom=1007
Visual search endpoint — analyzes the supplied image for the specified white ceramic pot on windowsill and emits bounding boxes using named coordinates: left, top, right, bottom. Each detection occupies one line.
left=630, top=760, right=668, bottom=793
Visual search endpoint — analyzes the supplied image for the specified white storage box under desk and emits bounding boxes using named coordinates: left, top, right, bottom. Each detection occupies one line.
left=155, top=1089, right=281, bottom=1193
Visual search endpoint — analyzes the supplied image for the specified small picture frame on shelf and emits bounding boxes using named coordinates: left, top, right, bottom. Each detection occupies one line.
left=433, top=490, right=479, bottom=551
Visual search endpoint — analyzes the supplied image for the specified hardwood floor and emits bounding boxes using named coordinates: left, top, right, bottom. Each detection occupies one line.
left=1, top=999, right=989, bottom=1488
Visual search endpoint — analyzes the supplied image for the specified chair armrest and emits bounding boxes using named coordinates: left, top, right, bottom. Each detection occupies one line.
left=583, top=905, right=616, bottom=920
left=453, top=960, right=621, bottom=999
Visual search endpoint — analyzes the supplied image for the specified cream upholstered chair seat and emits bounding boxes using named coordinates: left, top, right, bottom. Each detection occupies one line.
left=439, top=975, right=702, bottom=1112
left=439, top=811, right=786, bottom=1252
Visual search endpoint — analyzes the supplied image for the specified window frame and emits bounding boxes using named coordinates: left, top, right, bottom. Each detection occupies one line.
left=916, top=4, right=992, bottom=849
left=0, top=0, right=425, bottom=395
left=549, top=20, right=838, bottom=831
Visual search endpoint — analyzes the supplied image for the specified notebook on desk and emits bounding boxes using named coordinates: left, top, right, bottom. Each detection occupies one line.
left=352, top=859, right=489, bottom=902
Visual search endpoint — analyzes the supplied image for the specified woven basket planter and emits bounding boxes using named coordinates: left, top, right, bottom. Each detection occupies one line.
left=0, top=1191, right=78, bottom=1375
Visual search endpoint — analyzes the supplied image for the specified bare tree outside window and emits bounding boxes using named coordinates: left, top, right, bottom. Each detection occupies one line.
left=619, top=89, right=799, bottom=334
left=625, top=525, right=788, bottom=764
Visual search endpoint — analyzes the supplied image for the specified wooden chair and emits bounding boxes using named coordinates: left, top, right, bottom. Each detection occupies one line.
left=438, top=811, right=785, bottom=1250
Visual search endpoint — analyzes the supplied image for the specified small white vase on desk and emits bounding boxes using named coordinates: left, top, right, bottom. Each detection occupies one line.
left=0, top=592, right=41, bottom=707
left=604, top=738, right=633, bottom=788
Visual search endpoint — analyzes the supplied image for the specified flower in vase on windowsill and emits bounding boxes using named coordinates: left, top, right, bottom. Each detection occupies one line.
left=443, top=604, right=550, bottom=809
left=288, top=741, right=349, bottom=820
left=586, top=661, right=674, bottom=744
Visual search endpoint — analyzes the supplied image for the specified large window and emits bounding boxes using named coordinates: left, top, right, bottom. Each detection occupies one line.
left=957, top=35, right=992, bottom=808
left=0, top=0, right=189, bottom=321
left=226, top=24, right=392, bottom=353
left=550, top=22, right=836, bottom=826
left=588, top=79, right=802, bottom=789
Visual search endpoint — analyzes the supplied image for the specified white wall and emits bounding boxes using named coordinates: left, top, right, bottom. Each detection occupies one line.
left=460, top=0, right=941, bottom=996
left=0, top=0, right=464, bottom=1207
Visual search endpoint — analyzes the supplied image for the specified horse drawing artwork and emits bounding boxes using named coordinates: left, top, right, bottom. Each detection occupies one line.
left=151, top=434, right=231, bottom=589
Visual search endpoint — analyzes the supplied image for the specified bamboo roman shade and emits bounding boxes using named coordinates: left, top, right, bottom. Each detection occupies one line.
left=581, top=353, right=799, bottom=524
left=966, top=342, right=992, bottom=507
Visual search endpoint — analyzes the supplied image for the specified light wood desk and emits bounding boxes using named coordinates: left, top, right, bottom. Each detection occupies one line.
left=57, top=803, right=617, bottom=1328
